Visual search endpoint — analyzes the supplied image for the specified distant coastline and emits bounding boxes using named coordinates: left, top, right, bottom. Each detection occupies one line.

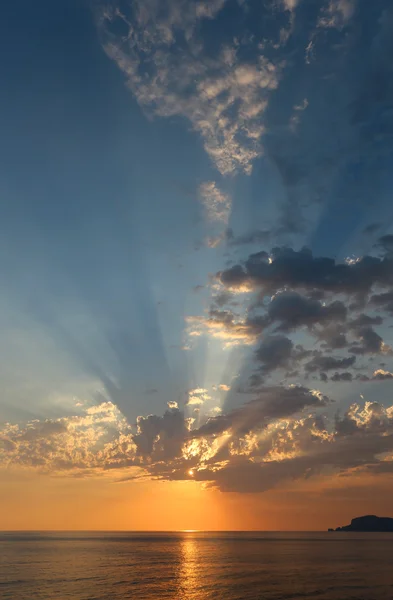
left=329, top=515, right=393, bottom=532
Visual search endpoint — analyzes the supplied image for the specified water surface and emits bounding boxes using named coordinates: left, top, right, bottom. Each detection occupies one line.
left=1, top=531, right=393, bottom=599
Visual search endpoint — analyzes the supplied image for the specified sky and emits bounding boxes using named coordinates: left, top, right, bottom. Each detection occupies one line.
left=1, top=0, right=393, bottom=531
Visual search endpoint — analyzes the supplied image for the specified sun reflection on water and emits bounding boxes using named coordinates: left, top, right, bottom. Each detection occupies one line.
left=179, top=534, right=200, bottom=599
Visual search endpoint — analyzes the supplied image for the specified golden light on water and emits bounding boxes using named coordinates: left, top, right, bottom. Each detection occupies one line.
left=179, top=534, right=199, bottom=599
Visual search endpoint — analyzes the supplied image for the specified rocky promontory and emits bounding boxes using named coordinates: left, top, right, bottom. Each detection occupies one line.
left=329, top=515, right=393, bottom=532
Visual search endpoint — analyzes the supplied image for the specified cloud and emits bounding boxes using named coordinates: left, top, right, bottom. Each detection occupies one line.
left=372, top=369, right=393, bottom=381
left=212, top=291, right=235, bottom=308
left=266, top=291, right=347, bottom=332
left=255, top=335, right=294, bottom=373
left=161, top=398, right=393, bottom=493
left=374, top=234, right=393, bottom=256
left=331, top=371, right=353, bottom=382
left=186, top=309, right=265, bottom=345
left=97, top=1, right=393, bottom=240
left=370, top=291, right=393, bottom=314
left=219, top=247, right=393, bottom=298
left=187, top=387, right=211, bottom=405
left=349, top=326, right=392, bottom=355
left=167, top=400, right=179, bottom=409
left=318, top=0, right=356, bottom=29
left=134, top=408, right=191, bottom=459
left=0, top=402, right=136, bottom=472
left=349, top=314, right=383, bottom=329
left=282, top=0, right=299, bottom=11
left=199, top=182, right=231, bottom=224
left=305, top=354, right=356, bottom=373
left=97, top=0, right=282, bottom=175
left=194, top=385, right=329, bottom=438
left=316, top=324, right=349, bottom=350
left=3, top=393, right=393, bottom=495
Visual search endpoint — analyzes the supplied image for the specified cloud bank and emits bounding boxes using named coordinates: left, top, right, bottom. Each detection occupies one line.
left=2, top=390, right=393, bottom=494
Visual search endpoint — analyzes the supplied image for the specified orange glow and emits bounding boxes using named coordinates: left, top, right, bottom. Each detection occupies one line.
left=2, top=467, right=393, bottom=531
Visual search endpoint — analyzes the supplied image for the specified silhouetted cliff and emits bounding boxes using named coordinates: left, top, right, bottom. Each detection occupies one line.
left=331, top=515, right=393, bottom=532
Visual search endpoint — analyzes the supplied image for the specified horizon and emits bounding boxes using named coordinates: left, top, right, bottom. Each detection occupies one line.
left=2, top=513, right=393, bottom=534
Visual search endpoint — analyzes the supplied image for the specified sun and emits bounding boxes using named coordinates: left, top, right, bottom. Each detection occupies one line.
left=188, top=469, right=194, bottom=476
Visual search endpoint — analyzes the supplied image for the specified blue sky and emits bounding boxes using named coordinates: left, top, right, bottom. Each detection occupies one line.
left=2, top=0, right=393, bottom=501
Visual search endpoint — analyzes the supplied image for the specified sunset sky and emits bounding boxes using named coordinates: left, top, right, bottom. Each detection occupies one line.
left=1, top=0, right=393, bottom=531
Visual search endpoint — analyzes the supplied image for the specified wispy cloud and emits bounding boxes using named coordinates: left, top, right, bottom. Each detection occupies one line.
left=317, top=0, right=356, bottom=29
left=199, top=181, right=231, bottom=224
left=97, top=0, right=282, bottom=175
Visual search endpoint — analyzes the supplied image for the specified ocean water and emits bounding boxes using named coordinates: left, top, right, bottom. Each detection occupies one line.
left=1, top=531, right=393, bottom=599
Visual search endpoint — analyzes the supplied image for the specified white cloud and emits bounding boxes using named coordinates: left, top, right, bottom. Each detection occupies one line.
left=318, top=0, right=356, bottom=29
left=186, top=314, right=261, bottom=345
left=188, top=395, right=206, bottom=405
left=187, top=387, right=211, bottom=405
left=199, top=181, right=231, bottom=224
left=282, top=0, right=299, bottom=11
left=0, top=402, right=136, bottom=473
left=218, top=384, right=231, bottom=391
left=97, top=1, right=282, bottom=175
left=167, top=400, right=179, bottom=409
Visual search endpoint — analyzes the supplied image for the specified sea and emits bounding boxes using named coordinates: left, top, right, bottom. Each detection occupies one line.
left=1, top=531, right=393, bottom=599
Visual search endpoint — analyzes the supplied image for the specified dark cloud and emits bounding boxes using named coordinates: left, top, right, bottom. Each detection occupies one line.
left=194, top=385, right=329, bottom=438
left=331, top=372, right=353, bottom=382
left=374, top=234, right=393, bottom=256
left=349, top=314, right=384, bottom=329
left=248, top=373, right=264, bottom=388
left=356, top=374, right=371, bottom=382
left=191, top=402, right=393, bottom=492
left=335, top=402, right=392, bottom=437
left=212, top=291, right=235, bottom=308
left=305, top=354, right=356, bottom=373
left=255, top=335, right=294, bottom=373
left=219, top=247, right=393, bottom=298
left=370, top=291, right=393, bottom=314
left=349, top=326, right=391, bottom=355
left=346, top=314, right=392, bottom=355
left=317, top=324, right=349, bottom=349
left=195, top=457, right=308, bottom=494
left=134, top=408, right=190, bottom=460
left=266, top=291, right=347, bottom=332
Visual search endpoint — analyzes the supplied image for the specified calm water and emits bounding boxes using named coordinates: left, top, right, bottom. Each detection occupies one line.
left=1, top=531, right=393, bottom=599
